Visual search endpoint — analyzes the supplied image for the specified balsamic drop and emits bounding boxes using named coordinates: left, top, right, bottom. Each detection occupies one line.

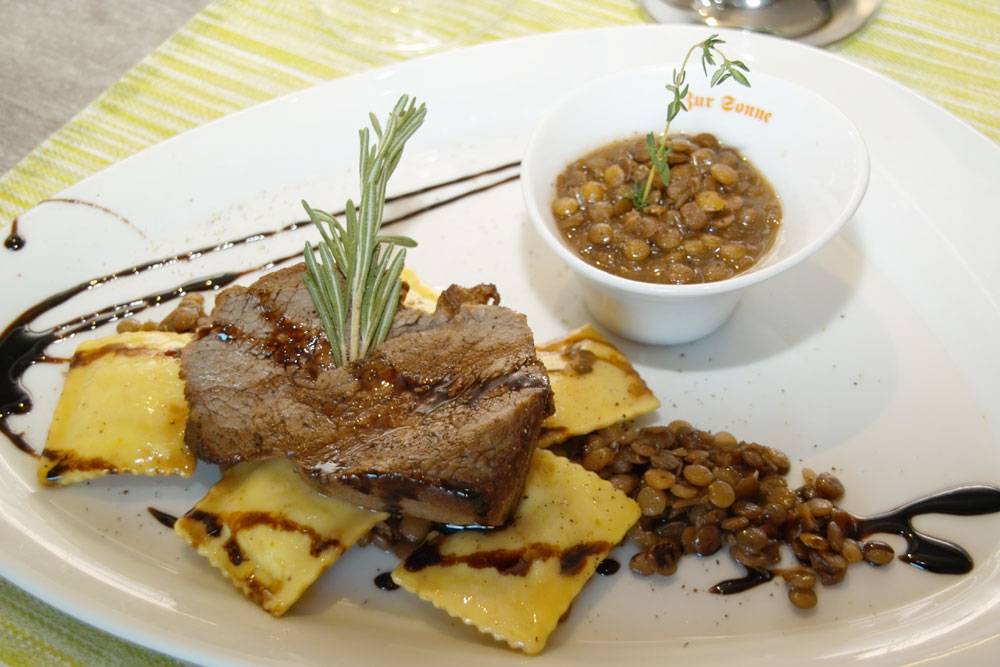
left=710, top=567, right=773, bottom=595
left=4, top=230, right=24, bottom=251
left=596, top=558, right=620, bottom=575
left=374, top=572, right=400, bottom=591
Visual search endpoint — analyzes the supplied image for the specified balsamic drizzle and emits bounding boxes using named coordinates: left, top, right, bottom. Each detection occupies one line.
left=711, top=567, right=773, bottom=595
left=855, top=485, right=1000, bottom=574
left=710, top=485, right=1000, bottom=595
left=0, top=419, right=32, bottom=456
left=3, top=160, right=520, bottom=253
left=40, top=198, right=147, bottom=239
left=0, top=163, right=521, bottom=455
left=5, top=198, right=144, bottom=252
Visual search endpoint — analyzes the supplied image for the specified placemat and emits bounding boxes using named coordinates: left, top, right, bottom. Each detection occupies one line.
left=2, top=0, right=998, bottom=664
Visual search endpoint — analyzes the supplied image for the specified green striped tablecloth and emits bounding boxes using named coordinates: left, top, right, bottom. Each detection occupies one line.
left=1, top=1, right=998, bottom=664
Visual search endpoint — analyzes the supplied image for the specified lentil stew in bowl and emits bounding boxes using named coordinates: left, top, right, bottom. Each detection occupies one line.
left=552, top=132, right=781, bottom=285
left=522, top=64, right=870, bottom=343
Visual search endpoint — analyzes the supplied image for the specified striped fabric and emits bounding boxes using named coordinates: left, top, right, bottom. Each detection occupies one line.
left=1, top=0, right=998, bottom=664
left=829, top=0, right=1000, bottom=138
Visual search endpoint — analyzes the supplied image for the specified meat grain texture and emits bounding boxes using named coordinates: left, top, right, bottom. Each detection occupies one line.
left=182, top=265, right=553, bottom=526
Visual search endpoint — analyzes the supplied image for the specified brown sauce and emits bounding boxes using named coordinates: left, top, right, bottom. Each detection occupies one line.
left=218, top=316, right=327, bottom=371
left=560, top=344, right=597, bottom=375
left=403, top=539, right=610, bottom=576
left=374, top=572, right=400, bottom=591
left=539, top=328, right=647, bottom=386
left=147, top=506, right=179, bottom=529
left=183, top=509, right=342, bottom=564
left=41, top=449, right=119, bottom=484
left=69, top=344, right=181, bottom=369
left=0, top=162, right=521, bottom=455
left=224, top=540, right=245, bottom=566
left=553, top=133, right=780, bottom=284
left=35, top=355, right=72, bottom=364
left=186, top=509, right=223, bottom=537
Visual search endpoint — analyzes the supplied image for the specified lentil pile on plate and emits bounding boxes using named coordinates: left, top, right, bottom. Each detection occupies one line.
left=552, top=421, right=896, bottom=609
left=552, top=133, right=781, bottom=284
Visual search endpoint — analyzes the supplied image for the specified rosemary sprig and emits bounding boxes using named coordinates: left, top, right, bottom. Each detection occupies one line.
left=633, top=34, right=751, bottom=211
left=302, top=95, right=427, bottom=367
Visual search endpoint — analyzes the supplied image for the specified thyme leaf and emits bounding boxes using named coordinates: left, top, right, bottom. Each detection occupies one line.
left=633, top=35, right=751, bottom=210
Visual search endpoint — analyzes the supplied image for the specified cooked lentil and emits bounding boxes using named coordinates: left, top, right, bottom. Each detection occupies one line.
left=553, top=133, right=781, bottom=284
left=862, top=540, right=896, bottom=566
left=551, top=421, right=892, bottom=609
left=117, top=292, right=209, bottom=334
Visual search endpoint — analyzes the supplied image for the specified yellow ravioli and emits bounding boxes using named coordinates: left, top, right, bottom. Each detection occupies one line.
left=392, top=449, right=640, bottom=655
left=39, top=331, right=195, bottom=486
left=175, top=458, right=387, bottom=616
left=536, top=324, right=660, bottom=447
left=401, top=267, right=440, bottom=313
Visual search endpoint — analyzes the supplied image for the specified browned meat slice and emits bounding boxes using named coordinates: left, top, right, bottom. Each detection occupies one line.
left=181, top=264, right=553, bottom=526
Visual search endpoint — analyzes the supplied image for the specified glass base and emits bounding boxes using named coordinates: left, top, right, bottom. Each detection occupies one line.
left=640, top=0, right=882, bottom=46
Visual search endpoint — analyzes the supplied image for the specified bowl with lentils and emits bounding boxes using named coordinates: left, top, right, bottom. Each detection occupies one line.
left=522, top=65, right=869, bottom=344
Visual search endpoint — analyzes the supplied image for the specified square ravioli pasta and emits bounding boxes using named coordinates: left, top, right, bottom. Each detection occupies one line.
left=392, top=449, right=640, bottom=654
left=536, top=324, right=660, bottom=447
left=175, top=458, right=387, bottom=616
left=39, top=331, right=195, bottom=485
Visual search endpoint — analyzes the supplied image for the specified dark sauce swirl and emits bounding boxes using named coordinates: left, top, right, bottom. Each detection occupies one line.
left=854, top=485, right=1000, bottom=574
left=711, top=485, right=1000, bottom=595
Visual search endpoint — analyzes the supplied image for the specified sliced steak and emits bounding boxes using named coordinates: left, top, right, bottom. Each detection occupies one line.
left=181, top=264, right=553, bottom=526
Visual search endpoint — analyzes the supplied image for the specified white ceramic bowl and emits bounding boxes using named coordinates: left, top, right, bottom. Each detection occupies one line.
left=522, top=65, right=870, bottom=345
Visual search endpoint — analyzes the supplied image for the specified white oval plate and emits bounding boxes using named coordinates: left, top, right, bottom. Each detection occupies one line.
left=2, top=26, right=999, bottom=666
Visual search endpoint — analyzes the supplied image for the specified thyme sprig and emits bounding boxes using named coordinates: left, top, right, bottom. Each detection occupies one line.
left=302, top=95, right=427, bottom=367
left=633, top=35, right=751, bottom=211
